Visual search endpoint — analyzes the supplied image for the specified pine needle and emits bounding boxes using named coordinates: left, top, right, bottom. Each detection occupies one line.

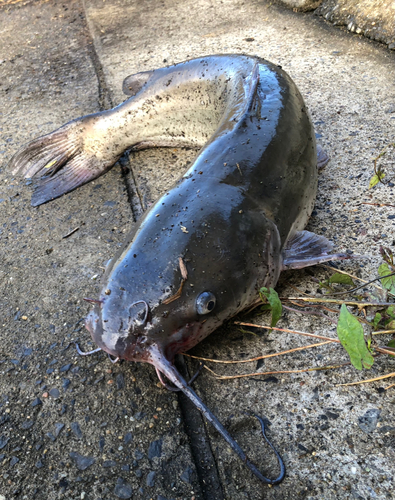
left=337, top=372, right=395, bottom=387
left=281, top=297, right=394, bottom=307
left=204, top=363, right=349, bottom=380
left=183, top=341, right=332, bottom=364
left=234, top=321, right=340, bottom=343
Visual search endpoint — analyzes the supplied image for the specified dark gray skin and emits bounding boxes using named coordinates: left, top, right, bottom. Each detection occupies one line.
left=10, top=55, right=352, bottom=485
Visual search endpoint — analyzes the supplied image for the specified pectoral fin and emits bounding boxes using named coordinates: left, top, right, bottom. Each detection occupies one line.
left=282, top=230, right=353, bottom=270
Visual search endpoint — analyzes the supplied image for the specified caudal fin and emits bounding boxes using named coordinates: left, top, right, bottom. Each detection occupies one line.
left=10, top=117, right=114, bottom=206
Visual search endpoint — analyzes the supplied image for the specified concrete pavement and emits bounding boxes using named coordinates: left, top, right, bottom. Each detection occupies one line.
left=1, top=0, right=394, bottom=499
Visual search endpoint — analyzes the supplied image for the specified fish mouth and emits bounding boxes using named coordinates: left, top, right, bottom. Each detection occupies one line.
left=84, top=302, right=152, bottom=361
left=84, top=305, right=117, bottom=355
left=85, top=306, right=102, bottom=340
left=85, top=304, right=204, bottom=362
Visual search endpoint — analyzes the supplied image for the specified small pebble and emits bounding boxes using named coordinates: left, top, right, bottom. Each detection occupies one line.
left=146, top=470, right=156, bottom=487
left=113, top=477, right=133, bottom=499
left=49, top=388, right=60, bottom=399
left=116, top=373, right=125, bottom=390
left=134, top=449, right=144, bottom=461
left=69, top=452, right=95, bottom=471
left=102, top=460, right=117, bottom=468
left=54, top=423, right=65, bottom=437
left=124, top=432, right=132, bottom=444
left=148, top=439, right=162, bottom=459
left=180, top=466, right=194, bottom=484
left=62, top=378, right=71, bottom=390
left=46, top=432, right=56, bottom=442
left=71, top=422, right=83, bottom=439
left=21, top=420, right=34, bottom=430
left=358, top=409, right=381, bottom=433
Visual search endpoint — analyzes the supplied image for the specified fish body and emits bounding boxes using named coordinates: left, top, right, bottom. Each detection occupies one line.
left=85, top=55, right=335, bottom=366
left=10, top=55, right=351, bottom=484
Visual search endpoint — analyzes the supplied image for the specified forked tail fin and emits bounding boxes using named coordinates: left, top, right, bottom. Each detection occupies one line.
left=9, top=115, right=116, bottom=206
left=150, top=346, right=285, bottom=485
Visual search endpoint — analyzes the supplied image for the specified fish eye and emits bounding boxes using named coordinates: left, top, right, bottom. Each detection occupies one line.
left=196, top=292, right=216, bottom=315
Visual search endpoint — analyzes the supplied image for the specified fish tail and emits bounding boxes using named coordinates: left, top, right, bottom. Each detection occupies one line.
left=9, top=116, right=114, bottom=206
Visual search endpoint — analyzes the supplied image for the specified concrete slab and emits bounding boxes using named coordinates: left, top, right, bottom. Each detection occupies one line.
left=0, top=1, right=199, bottom=499
left=82, top=0, right=395, bottom=498
left=1, top=0, right=395, bottom=499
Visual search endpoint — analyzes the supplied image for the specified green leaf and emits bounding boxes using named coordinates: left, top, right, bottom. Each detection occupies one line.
left=369, top=171, right=385, bottom=189
left=337, top=305, right=374, bottom=370
left=387, top=339, right=395, bottom=357
left=386, top=306, right=395, bottom=320
left=372, top=312, right=382, bottom=329
left=318, top=280, right=333, bottom=292
left=259, top=287, right=282, bottom=329
left=329, top=273, right=354, bottom=286
left=367, top=331, right=372, bottom=350
left=378, top=263, right=395, bottom=294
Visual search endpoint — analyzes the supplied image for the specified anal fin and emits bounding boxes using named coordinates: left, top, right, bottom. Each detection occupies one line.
left=282, top=230, right=353, bottom=270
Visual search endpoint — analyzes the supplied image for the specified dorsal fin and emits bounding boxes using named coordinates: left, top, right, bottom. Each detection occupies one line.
left=122, top=70, right=155, bottom=96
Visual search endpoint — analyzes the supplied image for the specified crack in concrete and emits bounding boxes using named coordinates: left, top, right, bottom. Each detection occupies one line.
left=79, top=2, right=221, bottom=493
left=119, top=153, right=145, bottom=223
left=81, top=0, right=143, bottom=222
left=176, top=355, right=224, bottom=500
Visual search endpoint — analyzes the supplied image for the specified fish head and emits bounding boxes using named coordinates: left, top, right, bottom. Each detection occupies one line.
left=84, top=246, right=229, bottom=364
left=85, top=196, right=282, bottom=365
